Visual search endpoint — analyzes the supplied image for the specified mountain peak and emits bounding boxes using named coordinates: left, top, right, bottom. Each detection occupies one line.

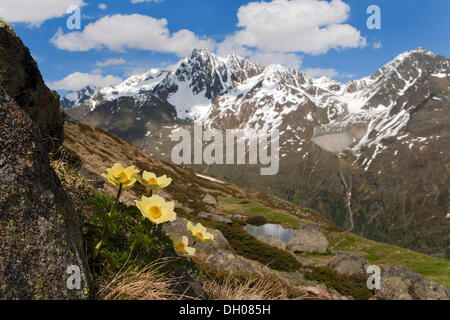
left=60, top=85, right=98, bottom=109
left=391, top=47, right=437, bottom=65
left=190, top=48, right=215, bottom=60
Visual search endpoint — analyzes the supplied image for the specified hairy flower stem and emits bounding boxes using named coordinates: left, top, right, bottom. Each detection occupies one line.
left=95, top=184, right=123, bottom=252
left=109, top=184, right=123, bottom=217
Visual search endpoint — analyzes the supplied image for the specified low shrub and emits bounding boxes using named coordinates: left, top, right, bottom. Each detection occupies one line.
left=304, top=266, right=373, bottom=300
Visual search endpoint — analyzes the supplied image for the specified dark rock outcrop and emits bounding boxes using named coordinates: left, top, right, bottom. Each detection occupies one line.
left=0, top=18, right=64, bottom=153
left=0, top=88, right=90, bottom=299
left=0, top=20, right=90, bottom=300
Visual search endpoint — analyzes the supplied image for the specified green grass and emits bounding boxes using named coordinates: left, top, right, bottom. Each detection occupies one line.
left=219, top=198, right=301, bottom=228
left=328, top=232, right=450, bottom=288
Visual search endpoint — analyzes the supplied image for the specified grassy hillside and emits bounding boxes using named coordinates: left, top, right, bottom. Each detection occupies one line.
left=61, top=119, right=450, bottom=290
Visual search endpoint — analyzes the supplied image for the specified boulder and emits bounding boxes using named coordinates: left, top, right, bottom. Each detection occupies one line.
left=0, top=88, right=90, bottom=299
left=198, top=212, right=232, bottom=224
left=0, top=19, right=64, bottom=153
left=287, top=224, right=329, bottom=254
left=327, top=252, right=368, bottom=276
left=376, top=266, right=449, bottom=300
left=255, top=234, right=287, bottom=251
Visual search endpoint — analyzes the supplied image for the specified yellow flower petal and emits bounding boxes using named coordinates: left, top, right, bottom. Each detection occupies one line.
left=184, top=246, right=196, bottom=256
left=136, top=195, right=176, bottom=224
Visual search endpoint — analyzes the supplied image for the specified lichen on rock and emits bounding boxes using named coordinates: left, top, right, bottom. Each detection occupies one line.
left=287, top=223, right=329, bottom=254
left=0, top=88, right=90, bottom=299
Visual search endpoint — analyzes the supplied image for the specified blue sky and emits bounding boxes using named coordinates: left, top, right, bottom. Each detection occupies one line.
left=1, top=0, right=449, bottom=95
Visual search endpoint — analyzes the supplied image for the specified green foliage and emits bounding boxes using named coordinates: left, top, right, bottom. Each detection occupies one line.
left=205, top=220, right=301, bottom=272
left=304, top=266, right=373, bottom=300
left=83, top=192, right=198, bottom=278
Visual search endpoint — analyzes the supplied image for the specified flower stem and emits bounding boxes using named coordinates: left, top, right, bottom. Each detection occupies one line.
left=96, top=184, right=123, bottom=252
left=109, top=183, right=123, bottom=217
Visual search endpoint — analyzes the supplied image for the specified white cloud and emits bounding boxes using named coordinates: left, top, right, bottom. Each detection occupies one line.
left=373, top=41, right=383, bottom=49
left=96, top=58, right=126, bottom=67
left=250, top=52, right=303, bottom=69
left=47, top=71, right=123, bottom=91
left=98, top=4, right=107, bottom=10
left=216, top=36, right=302, bottom=69
left=0, top=0, right=85, bottom=26
left=216, top=36, right=253, bottom=57
left=51, top=14, right=214, bottom=57
left=304, top=68, right=339, bottom=78
left=304, top=67, right=355, bottom=79
left=229, top=0, right=366, bottom=55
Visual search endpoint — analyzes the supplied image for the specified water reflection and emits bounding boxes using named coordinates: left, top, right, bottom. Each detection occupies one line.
left=244, top=223, right=296, bottom=243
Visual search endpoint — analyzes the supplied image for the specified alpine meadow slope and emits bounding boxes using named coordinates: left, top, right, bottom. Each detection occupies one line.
left=66, top=48, right=450, bottom=258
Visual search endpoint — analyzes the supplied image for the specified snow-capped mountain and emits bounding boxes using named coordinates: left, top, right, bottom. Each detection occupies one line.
left=65, top=47, right=449, bottom=160
left=60, top=85, right=98, bottom=109
left=64, top=48, right=449, bottom=257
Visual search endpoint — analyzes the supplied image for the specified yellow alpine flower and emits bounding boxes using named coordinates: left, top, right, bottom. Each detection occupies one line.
left=102, top=163, right=139, bottom=190
left=135, top=195, right=176, bottom=224
left=137, top=171, right=172, bottom=190
left=172, top=236, right=196, bottom=257
left=187, top=222, right=215, bottom=242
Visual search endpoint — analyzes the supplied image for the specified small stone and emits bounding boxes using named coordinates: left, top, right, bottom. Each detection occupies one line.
left=202, top=194, right=217, bottom=206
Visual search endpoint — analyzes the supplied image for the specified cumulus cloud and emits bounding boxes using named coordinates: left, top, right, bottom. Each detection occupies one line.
left=95, top=58, right=126, bottom=67
left=216, top=36, right=303, bottom=69
left=98, top=4, right=107, bottom=10
left=50, top=14, right=214, bottom=57
left=47, top=71, right=123, bottom=91
left=0, top=0, right=85, bottom=26
left=304, top=67, right=355, bottom=79
left=229, top=0, right=366, bottom=55
left=216, top=36, right=253, bottom=58
left=250, top=52, right=303, bottom=69
left=304, top=68, right=339, bottom=78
